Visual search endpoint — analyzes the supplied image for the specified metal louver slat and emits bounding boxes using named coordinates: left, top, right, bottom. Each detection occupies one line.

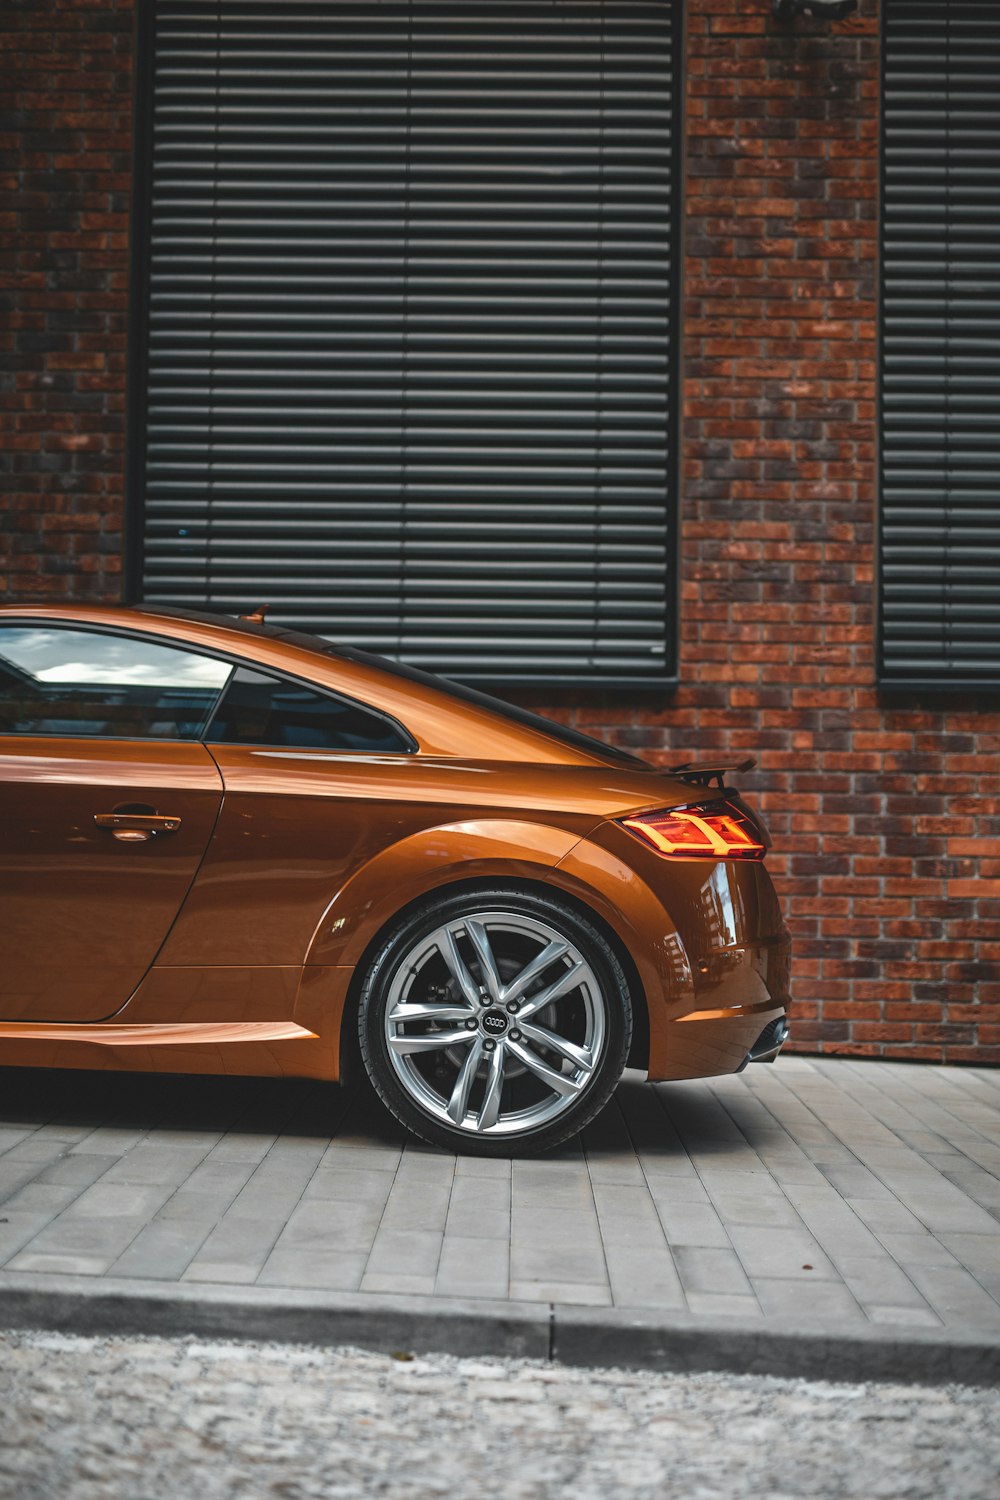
left=880, top=0, right=1000, bottom=689
left=131, top=0, right=680, bottom=684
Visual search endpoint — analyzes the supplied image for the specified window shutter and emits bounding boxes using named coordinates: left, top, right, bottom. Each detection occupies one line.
left=880, top=0, right=1000, bottom=689
left=134, top=0, right=680, bottom=686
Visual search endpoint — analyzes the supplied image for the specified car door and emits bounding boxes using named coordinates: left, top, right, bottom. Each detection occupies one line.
left=152, top=664, right=426, bottom=969
left=0, top=621, right=229, bottom=1022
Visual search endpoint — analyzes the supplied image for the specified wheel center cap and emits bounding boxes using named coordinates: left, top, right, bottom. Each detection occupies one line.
left=480, top=1009, right=510, bottom=1038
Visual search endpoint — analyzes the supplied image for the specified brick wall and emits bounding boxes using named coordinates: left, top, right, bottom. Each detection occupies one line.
left=2, top=0, right=998, bottom=1062
left=638, top=0, right=1000, bottom=1063
left=0, top=0, right=132, bottom=600
left=524, top=0, right=1000, bottom=1065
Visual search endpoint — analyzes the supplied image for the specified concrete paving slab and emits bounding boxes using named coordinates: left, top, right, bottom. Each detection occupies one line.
left=0, top=1212, right=65, bottom=1264
left=725, top=1222, right=839, bottom=1281
left=935, top=1230, right=1000, bottom=1273
left=2, top=1183, right=82, bottom=1218
left=364, top=1227, right=443, bottom=1280
left=62, top=1182, right=177, bottom=1220
left=602, top=1241, right=685, bottom=1309
left=435, top=1235, right=509, bottom=1299
left=380, top=1181, right=453, bottom=1233
left=875, top=1231, right=962, bottom=1270
left=942, top=1167, right=1000, bottom=1209
left=181, top=1214, right=283, bottom=1284
left=685, top=1291, right=763, bottom=1320
left=110, top=1218, right=216, bottom=1281
left=508, top=1231, right=606, bottom=1286
left=273, top=1198, right=388, bottom=1254
left=866, top=1303, right=942, bottom=1327
left=904, top=1264, right=1000, bottom=1325
left=301, top=1166, right=399, bottom=1204
left=673, top=1244, right=752, bottom=1298
left=0, top=1058, right=998, bottom=1383
left=8, top=1213, right=150, bottom=1270
left=257, top=1249, right=368, bottom=1291
left=34, top=1154, right=120, bottom=1189
left=445, top=1207, right=511, bottom=1242
left=655, top=1199, right=731, bottom=1248
left=751, top=1277, right=864, bottom=1322
left=835, top=1254, right=932, bottom=1313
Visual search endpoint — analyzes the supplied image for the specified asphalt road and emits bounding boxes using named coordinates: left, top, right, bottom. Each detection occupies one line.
left=1, top=1330, right=997, bottom=1500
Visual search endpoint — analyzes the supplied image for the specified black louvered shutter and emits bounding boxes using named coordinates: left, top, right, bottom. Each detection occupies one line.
left=133, top=0, right=680, bottom=686
left=880, top=0, right=1000, bottom=689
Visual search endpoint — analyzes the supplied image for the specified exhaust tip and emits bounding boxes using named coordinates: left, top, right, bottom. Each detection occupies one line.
left=747, top=1016, right=789, bottom=1065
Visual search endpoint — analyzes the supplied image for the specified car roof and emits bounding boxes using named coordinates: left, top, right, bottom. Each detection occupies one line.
left=0, top=603, right=649, bottom=769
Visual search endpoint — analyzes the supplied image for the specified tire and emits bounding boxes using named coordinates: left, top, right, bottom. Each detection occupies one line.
left=357, top=886, right=633, bottom=1157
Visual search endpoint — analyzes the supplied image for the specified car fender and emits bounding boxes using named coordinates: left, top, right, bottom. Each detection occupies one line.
left=300, top=817, right=698, bottom=1082
left=543, top=833, right=697, bottom=1057
left=302, top=817, right=592, bottom=970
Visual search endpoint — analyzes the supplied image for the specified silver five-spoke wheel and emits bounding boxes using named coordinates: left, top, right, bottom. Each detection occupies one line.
left=359, top=890, right=632, bottom=1156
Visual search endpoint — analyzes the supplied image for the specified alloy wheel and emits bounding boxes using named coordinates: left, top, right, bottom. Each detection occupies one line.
left=382, top=909, right=608, bottom=1138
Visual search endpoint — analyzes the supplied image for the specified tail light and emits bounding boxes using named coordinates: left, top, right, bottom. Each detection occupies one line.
left=619, top=800, right=767, bottom=861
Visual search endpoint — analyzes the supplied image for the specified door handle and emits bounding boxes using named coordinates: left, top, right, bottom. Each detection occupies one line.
left=94, top=812, right=182, bottom=843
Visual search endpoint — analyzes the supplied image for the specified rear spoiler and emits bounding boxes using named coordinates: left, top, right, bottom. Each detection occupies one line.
left=665, top=759, right=756, bottom=791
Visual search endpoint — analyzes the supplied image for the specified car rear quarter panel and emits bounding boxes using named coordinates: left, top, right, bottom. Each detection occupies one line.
left=545, top=821, right=790, bottom=1080
left=131, top=756, right=788, bottom=1082
left=149, top=753, right=668, bottom=970
left=303, top=816, right=789, bottom=1085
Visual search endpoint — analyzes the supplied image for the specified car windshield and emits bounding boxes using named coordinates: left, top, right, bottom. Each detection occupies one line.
left=144, top=609, right=650, bottom=769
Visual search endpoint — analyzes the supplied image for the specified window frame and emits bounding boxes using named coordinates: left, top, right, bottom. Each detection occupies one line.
left=202, top=662, right=418, bottom=756
left=877, top=0, right=1000, bottom=696
left=123, top=0, right=684, bottom=693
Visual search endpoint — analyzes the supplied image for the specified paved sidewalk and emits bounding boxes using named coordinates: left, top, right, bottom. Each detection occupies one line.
left=1, top=1057, right=999, bottom=1380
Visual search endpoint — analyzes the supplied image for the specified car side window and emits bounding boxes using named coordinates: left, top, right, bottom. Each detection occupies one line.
left=0, top=625, right=231, bottom=740
left=206, top=667, right=413, bottom=753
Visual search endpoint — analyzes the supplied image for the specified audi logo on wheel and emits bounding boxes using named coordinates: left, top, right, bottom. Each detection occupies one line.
left=482, top=1012, right=508, bottom=1035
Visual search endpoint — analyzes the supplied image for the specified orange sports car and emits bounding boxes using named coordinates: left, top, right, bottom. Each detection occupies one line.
left=0, top=605, right=790, bottom=1155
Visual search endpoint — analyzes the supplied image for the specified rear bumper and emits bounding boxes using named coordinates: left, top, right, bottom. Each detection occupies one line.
left=648, top=1001, right=788, bottom=1081
left=646, top=918, right=791, bottom=1081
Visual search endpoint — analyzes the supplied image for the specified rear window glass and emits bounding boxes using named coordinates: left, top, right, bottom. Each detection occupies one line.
left=207, top=667, right=413, bottom=753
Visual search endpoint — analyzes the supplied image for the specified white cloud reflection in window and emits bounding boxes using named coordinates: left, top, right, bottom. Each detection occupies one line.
left=0, top=628, right=230, bottom=689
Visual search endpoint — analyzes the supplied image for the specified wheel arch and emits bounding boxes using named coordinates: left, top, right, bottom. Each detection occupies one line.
left=337, top=873, right=650, bottom=1087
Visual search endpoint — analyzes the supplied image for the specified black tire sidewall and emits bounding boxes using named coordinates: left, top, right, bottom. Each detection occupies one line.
left=357, top=886, right=633, bottom=1157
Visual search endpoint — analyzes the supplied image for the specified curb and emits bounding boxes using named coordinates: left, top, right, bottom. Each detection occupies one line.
left=552, top=1304, right=1000, bottom=1387
left=0, top=1275, right=550, bottom=1361
left=2, top=1273, right=999, bottom=1386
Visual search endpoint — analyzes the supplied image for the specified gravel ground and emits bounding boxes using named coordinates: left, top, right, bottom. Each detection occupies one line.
left=1, top=1330, right=998, bottom=1500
